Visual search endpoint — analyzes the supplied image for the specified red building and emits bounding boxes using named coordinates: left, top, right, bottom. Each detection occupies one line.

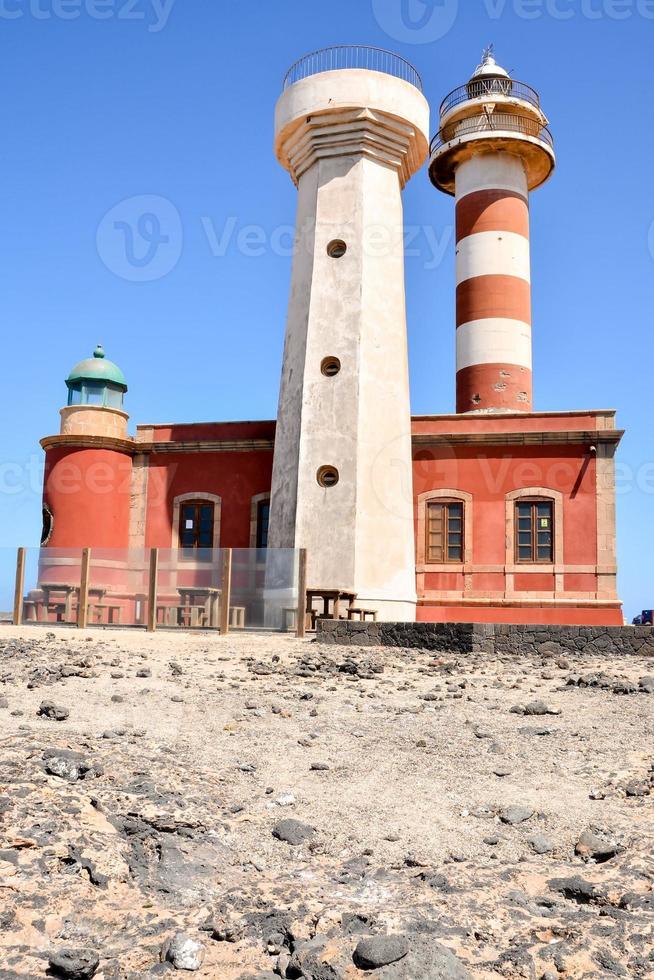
left=40, top=356, right=622, bottom=627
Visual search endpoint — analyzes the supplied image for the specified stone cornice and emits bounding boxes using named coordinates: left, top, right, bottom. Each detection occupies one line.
left=140, top=439, right=274, bottom=455
left=41, top=429, right=621, bottom=456
left=41, top=435, right=275, bottom=456
left=412, top=429, right=624, bottom=449
left=280, top=107, right=424, bottom=187
left=41, top=434, right=135, bottom=454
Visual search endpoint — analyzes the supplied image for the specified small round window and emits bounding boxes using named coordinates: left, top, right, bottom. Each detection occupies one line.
left=317, top=466, right=339, bottom=488
left=327, top=239, right=347, bottom=259
left=321, top=357, right=341, bottom=378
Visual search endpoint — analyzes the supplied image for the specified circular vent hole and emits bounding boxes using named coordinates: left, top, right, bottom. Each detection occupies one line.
left=327, top=239, right=347, bottom=259
left=317, top=466, right=339, bottom=488
left=321, top=357, right=341, bottom=378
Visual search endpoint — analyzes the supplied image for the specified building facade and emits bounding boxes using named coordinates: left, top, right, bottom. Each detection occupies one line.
left=39, top=48, right=624, bottom=627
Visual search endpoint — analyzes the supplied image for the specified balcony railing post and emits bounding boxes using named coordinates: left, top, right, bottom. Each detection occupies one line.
left=220, top=548, right=233, bottom=636
left=77, top=548, right=91, bottom=629
left=13, top=547, right=26, bottom=627
left=296, top=548, right=307, bottom=639
left=147, top=548, right=159, bottom=632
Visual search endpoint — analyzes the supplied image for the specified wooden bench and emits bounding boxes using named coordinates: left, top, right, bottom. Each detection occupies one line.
left=229, top=606, right=246, bottom=628
left=282, top=607, right=297, bottom=632
left=347, top=607, right=378, bottom=622
left=88, top=603, right=123, bottom=625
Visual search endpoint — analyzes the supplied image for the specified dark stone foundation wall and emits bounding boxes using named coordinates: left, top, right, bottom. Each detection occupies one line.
left=316, top=620, right=654, bottom=658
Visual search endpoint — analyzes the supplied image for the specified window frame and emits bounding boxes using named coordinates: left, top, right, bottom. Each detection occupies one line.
left=514, top=497, right=555, bottom=565
left=425, top=498, right=465, bottom=565
left=178, top=499, right=216, bottom=555
left=256, top=498, right=270, bottom=550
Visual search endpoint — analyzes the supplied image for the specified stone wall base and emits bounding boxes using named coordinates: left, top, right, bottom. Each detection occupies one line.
left=316, top=620, right=654, bottom=658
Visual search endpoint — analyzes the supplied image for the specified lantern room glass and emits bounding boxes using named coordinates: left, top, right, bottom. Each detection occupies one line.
left=67, top=381, right=124, bottom=409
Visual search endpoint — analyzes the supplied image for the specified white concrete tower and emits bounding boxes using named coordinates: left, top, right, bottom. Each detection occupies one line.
left=268, top=46, right=429, bottom=621
left=429, top=48, right=555, bottom=414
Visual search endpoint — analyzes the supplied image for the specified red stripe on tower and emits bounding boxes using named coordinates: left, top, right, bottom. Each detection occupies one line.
left=454, top=154, right=533, bottom=413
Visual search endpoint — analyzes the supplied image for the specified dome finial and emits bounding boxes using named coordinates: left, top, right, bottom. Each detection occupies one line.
left=93, top=344, right=106, bottom=360
left=471, top=45, right=509, bottom=80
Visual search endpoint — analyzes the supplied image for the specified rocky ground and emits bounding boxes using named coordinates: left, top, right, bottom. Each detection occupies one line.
left=0, top=625, right=652, bottom=980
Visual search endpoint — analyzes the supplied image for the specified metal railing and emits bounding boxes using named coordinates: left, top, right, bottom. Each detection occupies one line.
left=282, top=45, right=423, bottom=92
left=440, top=79, right=541, bottom=117
left=430, top=112, right=554, bottom=155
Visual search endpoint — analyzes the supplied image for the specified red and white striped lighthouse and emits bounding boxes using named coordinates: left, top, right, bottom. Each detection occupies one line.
left=429, top=49, right=555, bottom=413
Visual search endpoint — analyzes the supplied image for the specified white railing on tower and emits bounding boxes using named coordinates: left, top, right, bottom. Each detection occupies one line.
left=282, top=45, right=423, bottom=92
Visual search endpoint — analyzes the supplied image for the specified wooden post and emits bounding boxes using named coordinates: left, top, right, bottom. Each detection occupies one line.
left=296, top=548, right=307, bottom=638
left=77, top=548, right=91, bottom=629
left=147, top=548, right=159, bottom=633
left=13, top=548, right=26, bottom=626
left=220, top=548, right=232, bottom=636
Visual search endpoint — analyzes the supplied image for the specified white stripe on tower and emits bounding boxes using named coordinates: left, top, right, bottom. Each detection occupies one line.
left=455, top=153, right=532, bottom=413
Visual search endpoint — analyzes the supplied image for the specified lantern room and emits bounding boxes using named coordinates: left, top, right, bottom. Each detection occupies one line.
left=66, top=345, right=127, bottom=410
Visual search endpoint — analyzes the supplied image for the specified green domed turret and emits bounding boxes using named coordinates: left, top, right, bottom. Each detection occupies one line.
left=66, top=346, right=128, bottom=409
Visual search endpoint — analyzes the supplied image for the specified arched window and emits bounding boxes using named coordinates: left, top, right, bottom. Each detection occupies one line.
left=505, top=488, right=563, bottom=567
left=426, top=499, right=464, bottom=563
left=515, top=499, right=554, bottom=563
left=179, top=500, right=215, bottom=553
left=250, top=493, right=271, bottom=549
left=416, top=490, right=473, bottom=568
left=172, top=493, right=222, bottom=554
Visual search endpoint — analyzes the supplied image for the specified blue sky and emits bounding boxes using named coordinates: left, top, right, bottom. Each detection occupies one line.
left=0, top=0, right=651, bottom=617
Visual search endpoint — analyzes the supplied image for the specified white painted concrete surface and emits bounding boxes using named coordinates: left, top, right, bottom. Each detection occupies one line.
left=269, top=68, right=429, bottom=621
left=455, top=231, right=530, bottom=285
left=456, top=318, right=532, bottom=369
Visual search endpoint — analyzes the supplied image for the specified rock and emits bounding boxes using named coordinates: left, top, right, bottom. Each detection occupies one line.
left=161, top=933, right=204, bottom=971
left=376, top=937, right=470, bottom=978
left=287, top=936, right=344, bottom=978
left=528, top=833, right=553, bottom=854
left=37, top=700, right=69, bottom=721
left=353, top=935, right=409, bottom=970
left=275, top=793, right=296, bottom=807
left=619, top=891, right=654, bottom=911
left=612, top=680, right=639, bottom=695
left=523, top=700, right=560, bottom=716
left=492, top=765, right=512, bottom=777
left=500, top=805, right=534, bottom=825
left=575, top=830, right=619, bottom=862
left=48, top=947, right=99, bottom=979
left=639, top=675, right=654, bottom=693
left=0, top=696, right=8, bottom=708
left=310, top=762, right=330, bottom=771
left=136, top=668, right=152, bottom=678
left=208, top=917, right=243, bottom=943
left=272, top=818, right=314, bottom=846
left=625, top=781, right=649, bottom=798
left=43, top=749, right=100, bottom=782
left=493, top=946, right=535, bottom=977
left=549, top=875, right=604, bottom=904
